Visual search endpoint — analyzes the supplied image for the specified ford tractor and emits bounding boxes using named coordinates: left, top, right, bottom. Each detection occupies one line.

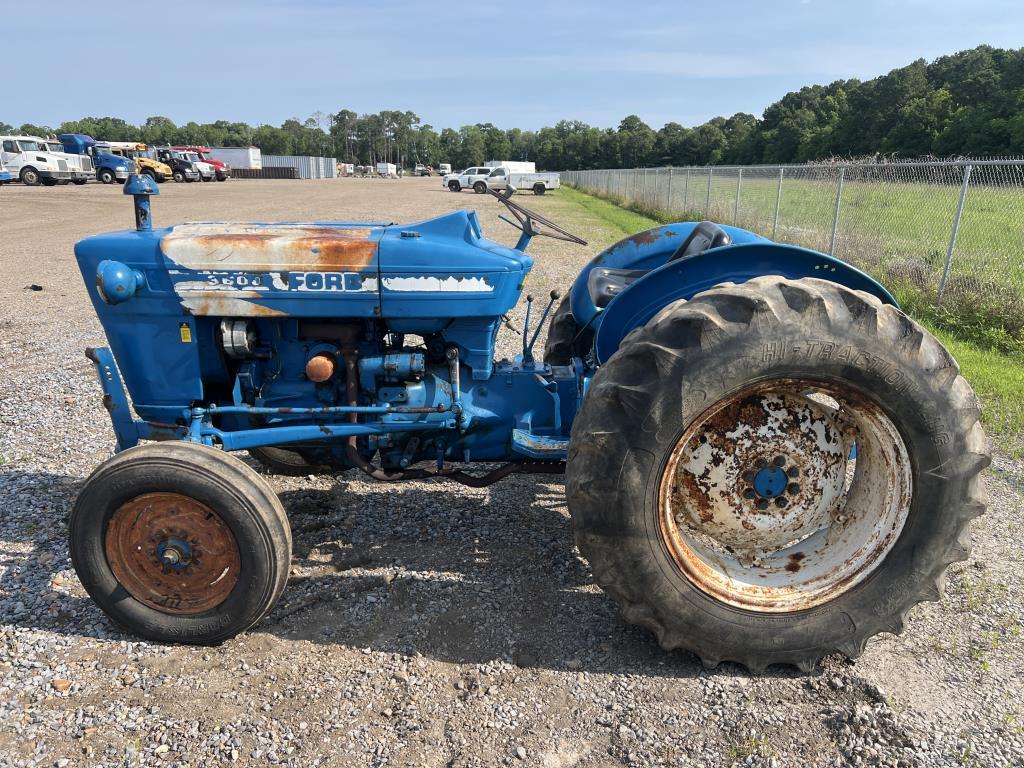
left=69, top=176, right=988, bottom=671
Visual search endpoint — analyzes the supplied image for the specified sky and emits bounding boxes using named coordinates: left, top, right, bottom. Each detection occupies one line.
left=8, top=0, right=1023, bottom=132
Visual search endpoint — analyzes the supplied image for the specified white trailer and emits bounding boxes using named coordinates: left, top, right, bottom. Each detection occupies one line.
left=485, top=160, right=536, bottom=173
left=209, top=146, right=262, bottom=170
left=376, top=162, right=397, bottom=178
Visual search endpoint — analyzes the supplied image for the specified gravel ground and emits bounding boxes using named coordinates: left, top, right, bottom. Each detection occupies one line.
left=0, top=177, right=1022, bottom=767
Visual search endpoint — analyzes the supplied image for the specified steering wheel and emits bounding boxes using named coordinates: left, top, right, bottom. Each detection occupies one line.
left=488, top=187, right=587, bottom=245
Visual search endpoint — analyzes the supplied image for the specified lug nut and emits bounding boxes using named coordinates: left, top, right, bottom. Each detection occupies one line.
left=773, top=455, right=786, bottom=467
left=775, top=497, right=788, bottom=508
left=742, top=470, right=755, bottom=482
left=787, top=467, right=800, bottom=478
left=756, top=499, right=769, bottom=510
left=743, top=488, right=756, bottom=499
left=787, top=483, right=800, bottom=495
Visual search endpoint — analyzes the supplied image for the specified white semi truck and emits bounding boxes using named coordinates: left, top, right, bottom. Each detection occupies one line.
left=0, top=135, right=75, bottom=186
left=39, top=137, right=92, bottom=184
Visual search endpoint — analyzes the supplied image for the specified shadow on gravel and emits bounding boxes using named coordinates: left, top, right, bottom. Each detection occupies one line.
left=261, top=473, right=795, bottom=681
left=1, top=467, right=794, bottom=681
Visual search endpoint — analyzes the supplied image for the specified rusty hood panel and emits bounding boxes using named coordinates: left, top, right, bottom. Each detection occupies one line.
left=160, top=223, right=384, bottom=272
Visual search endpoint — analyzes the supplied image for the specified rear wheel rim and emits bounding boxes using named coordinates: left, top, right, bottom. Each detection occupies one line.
left=105, top=492, right=241, bottom=614
left=658, top=378, right=912, bottom=612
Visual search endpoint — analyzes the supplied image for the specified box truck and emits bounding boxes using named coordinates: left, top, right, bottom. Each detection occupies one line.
left=208, top=146, right=262, bottom=170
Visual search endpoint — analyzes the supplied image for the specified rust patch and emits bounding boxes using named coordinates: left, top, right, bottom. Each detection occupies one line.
left=785, top=552, right=806, bottom=573
left=161, top=224, right=378, bottom=272
left=105, top=492, right=240, bottom=615
left=182, top=291, right=285, bottom=317
left=305, top=353, right=336, bottom=383
left=626, top=228, right=665, bottom=246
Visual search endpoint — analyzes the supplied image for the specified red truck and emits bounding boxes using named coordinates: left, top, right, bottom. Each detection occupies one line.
left=172, top=146, right=231, bottom=181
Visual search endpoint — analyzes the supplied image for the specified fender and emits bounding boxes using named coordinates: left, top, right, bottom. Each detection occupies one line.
left=569, top=222, right=764, bottom=330
left=592, top=241, right=898, bottom=364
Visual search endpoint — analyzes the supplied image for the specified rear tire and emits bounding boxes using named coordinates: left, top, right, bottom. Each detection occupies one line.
left=73, top=179, right=88, bottom=185
left=567, top=276, right=988, bottom=672
left=70, top=442, right=292, bottom=644
left=533, top=184, right=546, bottom=195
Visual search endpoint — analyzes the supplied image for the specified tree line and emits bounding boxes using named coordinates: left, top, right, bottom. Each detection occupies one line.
left=3, top=45, right=1020, bottom=170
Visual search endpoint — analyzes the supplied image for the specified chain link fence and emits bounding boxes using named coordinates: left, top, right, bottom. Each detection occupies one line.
left=563, top=161, right=1024, bottom=343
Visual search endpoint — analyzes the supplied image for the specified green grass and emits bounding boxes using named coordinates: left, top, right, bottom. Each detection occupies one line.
left=919, top=320, right=1024, bottom=439
left=557, top=186, right=664, bottom=237
left=559, top=185, right=1024, bottom=441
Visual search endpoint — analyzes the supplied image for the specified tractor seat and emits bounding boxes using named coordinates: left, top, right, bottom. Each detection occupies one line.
left=667, top=221, right=731, bottom=262
left=587, top=222, right=732, bottom=309
left=588, top=268, right=648, bottom=309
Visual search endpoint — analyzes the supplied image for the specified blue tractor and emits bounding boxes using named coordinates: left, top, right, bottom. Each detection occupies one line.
left=70, top=176, right=988, bottom=671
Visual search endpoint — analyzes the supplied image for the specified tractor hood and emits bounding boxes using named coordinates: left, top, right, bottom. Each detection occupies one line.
left=75, top=210, right=531, bottom=325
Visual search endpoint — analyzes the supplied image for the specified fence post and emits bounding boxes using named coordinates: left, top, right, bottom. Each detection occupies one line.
left=734, top=168, right=743, bottom=224
left=772, top=167, right=784, bottom=238
left=706, top=168, right=713, bottom=216
left=684, top=168, right=690, bottom=210
left=828, top=167, right=846, bottom=255
left=938, top=163, right=973, bottom=304
left=667, top=168, right=674, bottom=211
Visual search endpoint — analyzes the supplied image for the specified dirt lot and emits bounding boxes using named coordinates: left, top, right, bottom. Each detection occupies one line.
left=1, top=177, right=1022, bottom=767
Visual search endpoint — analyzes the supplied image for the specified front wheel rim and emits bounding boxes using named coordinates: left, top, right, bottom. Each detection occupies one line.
left=105, top=492, right=241, bottom=614
left=658, top=379, right=912, bottom=612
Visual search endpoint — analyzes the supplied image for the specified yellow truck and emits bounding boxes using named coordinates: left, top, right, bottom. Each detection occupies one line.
left=98, top=141, right=172, bottom=183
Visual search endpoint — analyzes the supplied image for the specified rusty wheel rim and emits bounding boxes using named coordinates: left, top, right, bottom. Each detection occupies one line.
left=659, top=379, right=912, bottom=612
left=105, top=492, right=241, bottom=615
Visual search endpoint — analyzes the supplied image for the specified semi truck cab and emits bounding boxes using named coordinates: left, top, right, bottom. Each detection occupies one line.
left=153, top=148, right=201, bottom=182
left=172, top=145, right=230, bottom=181
left=0, top=135, right=73, bottom=186
left=58, top=133, right=135, bottom=184
left=39, top=137, right=92, bottom=184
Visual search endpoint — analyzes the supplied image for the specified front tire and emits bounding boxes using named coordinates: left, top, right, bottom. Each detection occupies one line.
left=97, top=168, right=115, bottom=184
left=448, top=180, right=461, bottom=192
left=20, top=168, right=41, bottom=186
left=73, top=179, right=88, bottom=185
left=473, top=181, right=487, bottom=193
left=70, top=442, right=292, bottom=644
left=173, top=170, right=185, bottom=183
left=567, top=276, right=988, bottom=672
left=142, top=169, right=157, bottom=182
left=533, top=183, right=546, bottom=195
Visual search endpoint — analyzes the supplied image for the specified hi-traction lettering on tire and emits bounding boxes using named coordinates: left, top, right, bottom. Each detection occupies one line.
left=761, top=338, right=952, bottom=446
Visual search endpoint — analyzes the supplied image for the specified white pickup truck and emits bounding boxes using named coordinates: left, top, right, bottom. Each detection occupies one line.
left=484, top=166, right=560, bottom=196
left=443, top=166, right=493, bottom=193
